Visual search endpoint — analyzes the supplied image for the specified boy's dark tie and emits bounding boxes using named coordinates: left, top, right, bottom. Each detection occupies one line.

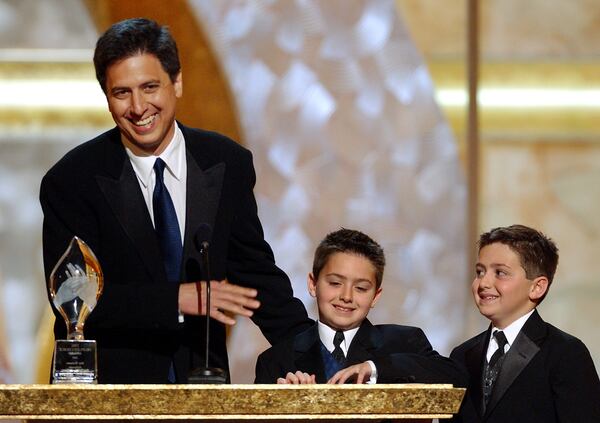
left=332, top=330, right=345, bottom=364
left=488, top=330, right=508, bottom=368
left=153, top=158, right=182, bottom=284
left=483, top=330, right=508, bottom=406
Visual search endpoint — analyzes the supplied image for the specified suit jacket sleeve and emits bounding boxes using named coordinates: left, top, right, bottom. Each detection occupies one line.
left=254, top=349, right=278, bottom=384
left=551, top=336, right=600, bottom=422
left=448, top=346, right=471, bottom=423
left=222, top=148, right=311, bottom=344
left=373, top=327, right=468, bottom=386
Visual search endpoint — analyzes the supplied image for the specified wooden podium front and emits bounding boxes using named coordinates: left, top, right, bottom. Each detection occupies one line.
left=0, top=384, right=464, bottom=421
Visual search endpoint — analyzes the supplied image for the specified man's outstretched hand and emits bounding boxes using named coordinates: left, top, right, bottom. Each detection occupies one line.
left=179, top=279, right=260, bottom=325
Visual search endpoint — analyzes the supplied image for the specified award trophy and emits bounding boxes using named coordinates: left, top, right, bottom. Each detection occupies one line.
left=48, top=236, right=103, bottom=384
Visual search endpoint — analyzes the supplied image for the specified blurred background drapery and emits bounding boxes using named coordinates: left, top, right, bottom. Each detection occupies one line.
left=0, top=0, right=598, bottom=383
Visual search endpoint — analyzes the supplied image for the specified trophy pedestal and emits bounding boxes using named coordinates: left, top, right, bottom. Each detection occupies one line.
left=52, top=339, right=98, bottom=384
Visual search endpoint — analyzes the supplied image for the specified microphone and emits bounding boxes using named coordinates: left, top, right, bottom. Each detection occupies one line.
left=188, top=224, right=227, bottom=384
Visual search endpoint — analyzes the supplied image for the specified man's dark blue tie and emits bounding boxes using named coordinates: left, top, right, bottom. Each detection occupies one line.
left=153, top=158, right=182, bottom=284
left=152, top=158, right=182, bottom=383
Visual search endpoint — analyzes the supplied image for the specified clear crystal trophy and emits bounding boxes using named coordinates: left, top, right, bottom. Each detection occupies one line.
left=48, top=236, right=103, bottom=383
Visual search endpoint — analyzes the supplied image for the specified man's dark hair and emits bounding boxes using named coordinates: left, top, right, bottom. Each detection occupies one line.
left=312, top=228, right=385, bottom=289
left=478, top=224, right=559, bottom=303
left=93, top=17, right=181, bottom=92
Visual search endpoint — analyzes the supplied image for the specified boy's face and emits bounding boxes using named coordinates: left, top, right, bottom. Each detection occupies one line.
left=308, top=252, right=382, bottom=331
left=105, top=53, right=182, bottom=156
left=472, top=242, right=547, bottom=329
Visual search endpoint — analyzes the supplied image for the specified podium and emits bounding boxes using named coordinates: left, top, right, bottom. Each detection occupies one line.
left=0, top=384, right=464, bottom=421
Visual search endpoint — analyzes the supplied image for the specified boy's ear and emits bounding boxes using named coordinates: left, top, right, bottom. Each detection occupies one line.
left=529, top=276, right=549, bottom=301
left=370, top=287, right=383, bottom=308
left=307, top=273, right=317, bottom=298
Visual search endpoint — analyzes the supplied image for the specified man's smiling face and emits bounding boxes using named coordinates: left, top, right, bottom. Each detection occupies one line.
left=105, top=53, right=182, bottom=156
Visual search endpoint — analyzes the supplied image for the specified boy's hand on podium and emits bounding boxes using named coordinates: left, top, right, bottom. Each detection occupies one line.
left=277, top=371, right=316, bottom=384
left=328, top=362, right=372, bottom=384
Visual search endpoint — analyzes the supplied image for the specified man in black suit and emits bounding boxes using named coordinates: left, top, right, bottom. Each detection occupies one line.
left=255, top=229, right=466, bottom=386
left=450, top=225, right=600, bottom=422
left=40, top=17, right=311, bottom=383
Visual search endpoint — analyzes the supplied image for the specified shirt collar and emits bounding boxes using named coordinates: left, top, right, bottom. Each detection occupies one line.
left=492, top=309, right=535, bottom=348
left=125, top=122, right=185, bottom=187
left=317, top=320, right=360, bottom=354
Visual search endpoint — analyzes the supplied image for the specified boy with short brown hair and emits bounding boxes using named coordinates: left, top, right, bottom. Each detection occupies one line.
left=451, top=224, right=600, bottom=422
left=255, top=228, right=465, bottom=385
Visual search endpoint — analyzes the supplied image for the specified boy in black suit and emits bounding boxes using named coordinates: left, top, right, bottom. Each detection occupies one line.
left=451, top=224, right=600, bottom=422
left=255, top=228, right=466, bottom=385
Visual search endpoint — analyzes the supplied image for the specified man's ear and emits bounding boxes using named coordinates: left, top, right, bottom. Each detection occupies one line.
left=529, top=276, right=549, bottom=302
left=307, top=273, right=317, bottom=298
left=174, top=71, right=183, bottom=98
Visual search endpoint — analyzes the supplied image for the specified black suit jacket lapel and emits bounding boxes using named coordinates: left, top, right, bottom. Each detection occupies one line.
left=466, top=330, right=488, bottom=418
left=294, top=325, right=326, bottom=383
left=180, top=135, right=225, bottom=281
left=95, top=130, right=165, bottom=284
left=183, top=152, right=224, bottom=240
left=485, top=311, right=544, bottom=417
left=346, top=319, right=381, bottom=365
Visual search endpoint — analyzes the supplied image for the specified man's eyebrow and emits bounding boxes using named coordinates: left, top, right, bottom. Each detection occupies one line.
left=109, top=86, right=129, bottom=93
left=109, top=79, right=161, bottom=92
